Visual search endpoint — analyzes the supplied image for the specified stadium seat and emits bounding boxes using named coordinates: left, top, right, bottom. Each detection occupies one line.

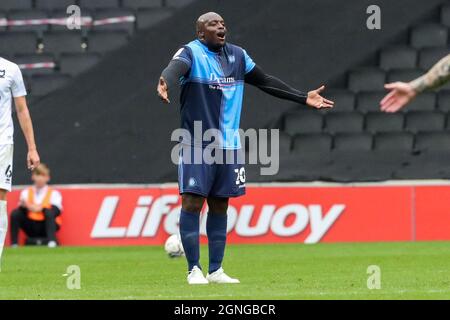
left=166, top=0, right=196, bottom=8
left=78, top=0, right=120, bottom=10
left=365, top=112, right=404, bottom=133
left=93, top=9, right=136, bottom=35
left=405, top=92, right=436, bottom=111
left=325, top=112, right=364, bottom=133
left=379, top=46, right=417, bottom=70
left=333, top=133, right=373, bottom=151
left=278, top=132, right=292, bottom=155
left=122, top=0, right=163, bottom=9
left=14, top=53, right=55, bottom=76
left=0, top=32, right=37, bottom=55
left=387, top=68, right=423, bottom=83
left=292, top=133, right=332, bottom=153
left=348, top=68, right=385, bottom=92
left=415, top=131, right=450, bottom=152
left=441, top=4, right=450, bottom=27
left=373, top=132, right=414, bottom=151
left=410, top=24, right=448, bottom=48
left=30, top=74, right=71, bottom=97
left=437, top=91, right=450, bottom=112
left=35, top=0, right=75, bottom=10
left=405, top=111, right=445, bottom=132
left=355, top=91, right=385, bottom=113
left=7, top=10, right=49, bottom=35
left=59, top=53, right=101, bottom=76
left=418, top=47, right=450, bottom=70
left=42, top=31, right=85, bottom=56
left=135, top=8, right=172, bottom=30
left=87, top=31, right=128, bottom=54
left=321, top=90, right=355, bottom=112
left=283, top=110, right=323, bottom=135
left=0, top=0, right=32, bottom=11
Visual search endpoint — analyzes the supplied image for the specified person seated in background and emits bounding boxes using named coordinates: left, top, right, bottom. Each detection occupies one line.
left=10, top=164, right=62, bottom=248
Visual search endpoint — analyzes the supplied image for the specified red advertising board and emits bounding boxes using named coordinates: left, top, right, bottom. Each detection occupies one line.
left=4, top=184, right=449, bottom=246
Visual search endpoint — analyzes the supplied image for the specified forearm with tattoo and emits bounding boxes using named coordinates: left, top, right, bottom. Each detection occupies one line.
left=410, top=54, right=450, bottom=93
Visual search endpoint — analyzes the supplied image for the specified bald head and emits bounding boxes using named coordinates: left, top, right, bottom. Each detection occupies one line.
left=196, top=12, right=227, bottom=51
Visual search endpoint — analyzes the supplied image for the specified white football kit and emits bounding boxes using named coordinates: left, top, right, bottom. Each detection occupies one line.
left=0, top=57, right=27, bottom=191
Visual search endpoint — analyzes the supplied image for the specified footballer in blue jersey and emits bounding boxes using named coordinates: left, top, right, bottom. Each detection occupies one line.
left=157, top=12, right=334, bottom=284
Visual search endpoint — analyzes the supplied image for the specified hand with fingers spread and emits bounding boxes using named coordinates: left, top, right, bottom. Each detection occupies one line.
left=157, top=77, right=170, bottom=104
left=380, top=82, right=417, bottom=113
left=306, top=85, right=334, bottom=109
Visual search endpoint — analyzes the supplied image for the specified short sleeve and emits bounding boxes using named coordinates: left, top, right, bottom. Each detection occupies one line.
left=11, top=65, right=27, bottom=98
left=243, top=49, right=256, bottom=74
left=171, top=47, right=192, bottom=68
left=50, top=190, right=63, bottom=210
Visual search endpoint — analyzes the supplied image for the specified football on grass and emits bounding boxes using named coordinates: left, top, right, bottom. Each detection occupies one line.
left=164, top=234, right=184, bottom=258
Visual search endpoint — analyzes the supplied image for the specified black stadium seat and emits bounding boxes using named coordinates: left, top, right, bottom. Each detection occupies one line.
left=93, top=9, right=135, bottom=35
left=322, top=90, right=355, bottom=112
left=7, top=10, right=49, bottom=35
left=78, top=0, right=120, bottom=10
left=0, top=12, right=6, bottom=32
left=418, top=47, right=450, bottom=70
left=35, top=0, right=75, bottom=10
left=387, top=68, right=423, bottom=83
left=333, top=133, right=373, bottom=151
left=437, top=91, right=450, bottom=112
left=59, top=53, right=101, bottom=76
left=406, top=92, right=436, bottom=111
left=292, top=134, right=332, bottom=153
left=325, top=112, right=364, bottom=133
left=410, top=24, right=448, bottom=48
left=87, top=31, right=128, bottom=53
left=283, top=110, right=323, bottom=135
left=379, top=46, right=417, bottom=70
left=355, top=91, right=385, bottom=113
left=415, top=131, right=450, bottom=152
left=166, top=0, right=195, bottom=8
left=122, top=0, right=163, bottom=9
left=441, top=5, right=450, bottom=28
left=348, top=68, right=385, bottom=92
left=0, top=0, right=32, bottom=11
left=365, top=112, right=404, bottom=133
left=42, top=31, right=85, bottom=56
left=0, top=32, right=37, bottom=55
left=405, top=111, right=446, bottom=132
left=14, top=53, right=55, bottom=76
left=373, top=132, right=414, bottom=151
left=30, top=74, right=71, bottom=97
left=136, top=8, right=172, bottom=30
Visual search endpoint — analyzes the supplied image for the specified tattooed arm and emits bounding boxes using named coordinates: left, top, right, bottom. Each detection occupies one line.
left=410, top=54, right=450, bottom=93
left=380, top=54, right=450, bottom=112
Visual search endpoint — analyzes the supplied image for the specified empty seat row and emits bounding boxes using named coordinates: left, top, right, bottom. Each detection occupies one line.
left=14, top=52, right=101, bottom=76
left=290, top=131, right=450, bottom=153
left=0, top=0, right=181, bottom=11
left=22, top=73, right=72, bottom=97
left=283, top=110, right=450, bottom=135
left=379, top=46, right=450, bottom=70
left=0, top=31, right=129, bottom=55
left=410, top=23, right=448, bottom=49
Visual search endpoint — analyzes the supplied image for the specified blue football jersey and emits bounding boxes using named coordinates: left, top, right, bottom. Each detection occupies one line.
left=171, top=39, right=256, bottom=149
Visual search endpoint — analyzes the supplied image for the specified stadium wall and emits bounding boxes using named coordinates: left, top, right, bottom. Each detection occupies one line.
left=12, top=0, right=448, bottom=185
left=5, top=182, right=450, bottom=246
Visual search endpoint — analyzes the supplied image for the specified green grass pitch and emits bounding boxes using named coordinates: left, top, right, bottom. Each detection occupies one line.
left=1, top=242, right=449, bottom=299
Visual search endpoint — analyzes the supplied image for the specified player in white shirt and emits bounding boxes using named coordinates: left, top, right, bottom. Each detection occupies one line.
left=0, top=57, right=40, bottom=270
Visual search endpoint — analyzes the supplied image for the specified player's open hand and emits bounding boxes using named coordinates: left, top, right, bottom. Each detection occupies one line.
left=157, top=77, right=170, bottom=103
left=306, top=85, right=334, bottom=109
left=380, top=82, right=417, bottom=113
left=27, top=149, right=40, bottom=170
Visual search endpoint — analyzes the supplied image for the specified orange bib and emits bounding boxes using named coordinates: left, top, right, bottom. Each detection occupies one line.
left=27, top=187, right=62, bottom=225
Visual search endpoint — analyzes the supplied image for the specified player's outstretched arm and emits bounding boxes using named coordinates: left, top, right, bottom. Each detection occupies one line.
left=380, top=54, right=450, bottom=113
left=157, top=60, right=190, bottom=104
left=14, top=96, right=40, bottom=170
left=244, top=65, right=334, bottom=109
